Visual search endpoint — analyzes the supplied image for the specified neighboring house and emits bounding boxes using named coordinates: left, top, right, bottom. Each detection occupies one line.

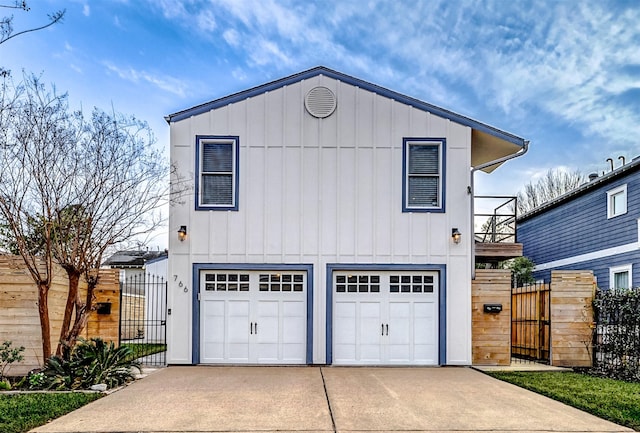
left=517, top=157, right=640, bottom=289
left=166, top=66, right=527, bottom=366
left=103, top=249, right=168, bottom=282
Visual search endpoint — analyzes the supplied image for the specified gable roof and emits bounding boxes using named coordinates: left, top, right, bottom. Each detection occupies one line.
left=103, top=249, right=168, bottom=269
left=518, top=156, right=640, bottom=222
left=166, top=66, right=527, bottom=170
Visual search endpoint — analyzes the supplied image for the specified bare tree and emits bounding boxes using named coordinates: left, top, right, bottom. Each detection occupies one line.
left=1, top=1, right=65, bottom=45
left=1, top=2, right=65, bottom=77
left=0, top=73, right=167, bottom=358
left=54, top=109, right=166, bottom=352
left=516, top=168, right=586, bottom=214
left=0, top=74, right=78, bottom=358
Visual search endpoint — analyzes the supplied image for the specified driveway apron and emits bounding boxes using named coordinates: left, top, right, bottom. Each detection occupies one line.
left=321, top=367, right=631, bottom=432
left=31, top=366, right=333, bottom=433
left=30, top=366, right=631, bottom=433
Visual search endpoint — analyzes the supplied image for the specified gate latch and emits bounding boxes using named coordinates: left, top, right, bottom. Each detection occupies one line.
left=483, top=303, right=502, bottom=313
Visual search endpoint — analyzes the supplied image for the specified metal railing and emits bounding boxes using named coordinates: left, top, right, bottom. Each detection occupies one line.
left=474, top=196, right=517, bottom=243
left=119, top=273, right=167, bottom=367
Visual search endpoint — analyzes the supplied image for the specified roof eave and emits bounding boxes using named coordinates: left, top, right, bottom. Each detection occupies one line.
left=165, top=66, right=526, bottom=149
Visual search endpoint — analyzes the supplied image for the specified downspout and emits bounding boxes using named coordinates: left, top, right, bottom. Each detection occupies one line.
left=470, top=140, right=530, bottom=279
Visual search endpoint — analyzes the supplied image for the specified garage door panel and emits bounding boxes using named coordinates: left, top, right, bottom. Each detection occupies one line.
left=333, top=270, right=439, bottom=366
left=200, top=270, right=307, bottom=365
left=359, top=302, right=383, bottom=363
left=334, top=302, right=356, bottom=362
left=282, top=303, right=305, bottom=343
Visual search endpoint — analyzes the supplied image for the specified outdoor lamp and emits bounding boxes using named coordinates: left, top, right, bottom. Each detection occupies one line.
left=178, top=225, right=187, bottom=242
left=452, top=228, right=461, bottom=244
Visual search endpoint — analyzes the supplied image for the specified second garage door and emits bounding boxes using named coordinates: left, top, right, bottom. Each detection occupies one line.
left=199, top=270, right=307, bottom=364
left=332, top=270, right=439, bottom=365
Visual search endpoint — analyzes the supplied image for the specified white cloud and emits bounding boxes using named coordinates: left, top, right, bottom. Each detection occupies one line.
left=103, top=62, right=188, bottom=98
left=222, top=29, right=240, bottom=47
left=196, top=9, right=217, bottom=33
left=83, top=4, right=90, bottom=17
left=142, top=0, right=640, bottom=160
left=231, top=67, right=247, bottom=81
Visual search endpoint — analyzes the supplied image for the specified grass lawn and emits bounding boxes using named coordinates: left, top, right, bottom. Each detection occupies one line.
left=0, top=393, right=102, bottom=433
left=488, top=371, right=640, bottom=431
left=121, top=343, right=166, bottom=361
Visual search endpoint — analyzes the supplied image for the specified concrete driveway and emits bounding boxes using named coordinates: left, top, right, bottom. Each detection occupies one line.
left=31, top=366, right=631, bottom=433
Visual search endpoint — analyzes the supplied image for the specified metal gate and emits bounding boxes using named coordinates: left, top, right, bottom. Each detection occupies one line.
left=511, top=282, right=551, bottom=363
left=119, top=273, right=167, bottom=366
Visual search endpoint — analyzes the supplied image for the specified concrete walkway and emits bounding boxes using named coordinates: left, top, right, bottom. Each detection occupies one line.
left=31, top=366, right=631, bottom=433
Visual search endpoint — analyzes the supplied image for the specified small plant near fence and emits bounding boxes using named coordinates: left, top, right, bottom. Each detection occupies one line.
left=0, top=341, right=25, bottom=390
left=592, top=287, right=640, bottom=381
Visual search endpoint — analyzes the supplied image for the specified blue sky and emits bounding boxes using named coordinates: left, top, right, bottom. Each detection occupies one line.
left=2, top=0, right=640, bottom=249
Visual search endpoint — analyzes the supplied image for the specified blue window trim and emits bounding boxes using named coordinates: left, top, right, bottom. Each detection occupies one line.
left=402, top=138, right=446, bottom=213
left=191, top=263, right=314, bottom=365
left=195, top=135, right=240, bottom=211
left=325, top=263, right=446, bottom=365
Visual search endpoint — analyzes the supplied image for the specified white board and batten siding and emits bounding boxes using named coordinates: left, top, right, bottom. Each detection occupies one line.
left=168, top=73, right=472, bottom=365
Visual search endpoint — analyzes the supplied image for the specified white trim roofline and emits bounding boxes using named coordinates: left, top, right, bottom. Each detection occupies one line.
left=165, top=66, right=527, bottom=149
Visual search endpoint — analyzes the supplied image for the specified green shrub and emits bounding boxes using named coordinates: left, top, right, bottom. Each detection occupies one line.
left=41, top=338, right=141, bottom=390
left=0, top=341, right=25, bottom=381
left=593, top=287, right=640, bottom=381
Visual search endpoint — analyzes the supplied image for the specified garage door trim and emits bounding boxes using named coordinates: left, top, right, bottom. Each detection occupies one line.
left=192, top=263, right=314, bottom=364
left=326, top=263, right=446, bottom=365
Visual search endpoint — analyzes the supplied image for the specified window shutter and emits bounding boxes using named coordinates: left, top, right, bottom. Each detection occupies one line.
left=408, top=177, right=439, bottom=207
left=409, top=145, right=439, bottom=175
left=202, top=174, right=233, bottom=205
left=203, top=143, right=233, bottom=172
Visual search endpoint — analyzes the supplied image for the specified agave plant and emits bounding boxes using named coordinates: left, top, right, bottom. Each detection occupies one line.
left=73, top=338, right=141, bottom=389
left=41, top=338, right=141, bottom=390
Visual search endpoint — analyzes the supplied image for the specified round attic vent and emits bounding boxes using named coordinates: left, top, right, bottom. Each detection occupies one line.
left=304, top=86, right=337, bottom=118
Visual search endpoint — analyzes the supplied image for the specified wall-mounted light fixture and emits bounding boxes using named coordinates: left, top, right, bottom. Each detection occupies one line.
left=452, top=228, right=461, bottom=244
left=178, top=225, right=187, bottom=242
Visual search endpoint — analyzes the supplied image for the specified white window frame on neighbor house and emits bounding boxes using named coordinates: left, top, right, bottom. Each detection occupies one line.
left=402, top=138, right=445, bottom=212
left=607, top=184, right=627, bottom=219
left=609, top=264, right=632, bottom=289
left=195, top=135, right=239, bottom=211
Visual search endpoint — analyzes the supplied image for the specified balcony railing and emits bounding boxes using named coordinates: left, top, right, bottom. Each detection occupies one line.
left=474, top=196, right=517, bottom=243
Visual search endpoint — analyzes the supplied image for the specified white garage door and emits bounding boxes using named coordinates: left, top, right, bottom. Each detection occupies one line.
left=200, top=270, right=307, bottom=364
left=333, top=271, right=438, bottom=365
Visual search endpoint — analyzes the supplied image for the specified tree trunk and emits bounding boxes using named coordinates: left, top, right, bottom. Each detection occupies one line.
left=66, top=276, right=98, bottom=349
left=37, top=281, right=52, bottom=361
left=57, top=269, right=81, bottom=355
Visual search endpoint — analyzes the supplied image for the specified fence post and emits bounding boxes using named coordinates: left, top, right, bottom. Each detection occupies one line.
left=472, top=269, right=511, bottom=365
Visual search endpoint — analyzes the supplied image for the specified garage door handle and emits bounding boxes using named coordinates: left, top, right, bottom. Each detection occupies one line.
left=250, top=322, right=253, bottom=334
left=386, top=324, right=389, bottom=336
left=381, top=324, right=384, bottom=335
left=255, top=323, right=258, bottom=334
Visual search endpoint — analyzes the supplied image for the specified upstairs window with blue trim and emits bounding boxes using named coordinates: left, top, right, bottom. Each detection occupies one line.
left=196, top=136, right=239, bottom=211
left=402, top=138, right=445, bottom=212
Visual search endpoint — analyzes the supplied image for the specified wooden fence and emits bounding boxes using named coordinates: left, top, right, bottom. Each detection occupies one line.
left=473, top=269, right=594, bottom=367
left=472, top=269, right=511, bottom=365
left=0, top=255, right=120, bottom=376
left=511, top=282, right=551, bottom=362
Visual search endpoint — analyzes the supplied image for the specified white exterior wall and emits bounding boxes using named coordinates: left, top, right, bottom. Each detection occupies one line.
left=168, top=75, right=472, bottom=365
